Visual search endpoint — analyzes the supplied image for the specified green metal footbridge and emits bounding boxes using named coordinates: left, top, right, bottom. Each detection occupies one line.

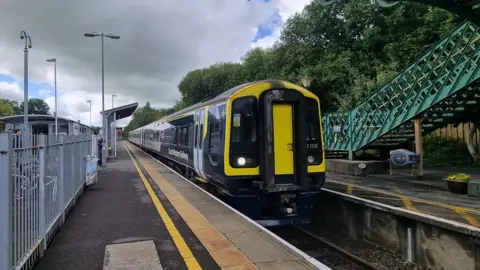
left=322, top=20, right=480, bottom=159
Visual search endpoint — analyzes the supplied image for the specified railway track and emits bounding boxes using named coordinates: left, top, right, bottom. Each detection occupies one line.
left=135, top=146, right=386, bottom=270
left=270, top=226, right=386, bottom=270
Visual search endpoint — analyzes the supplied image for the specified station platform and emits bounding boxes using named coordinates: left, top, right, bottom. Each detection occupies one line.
left=34, top=142, right=323, bottom=270
left=324, top=170, right=480, bottom=229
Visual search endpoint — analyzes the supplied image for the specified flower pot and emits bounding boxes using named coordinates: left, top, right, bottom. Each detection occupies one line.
left=446, top=179, right=469, bottom=194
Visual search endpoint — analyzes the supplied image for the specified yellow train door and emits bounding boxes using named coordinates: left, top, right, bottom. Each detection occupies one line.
left=272, top=104, right=294, bottom=175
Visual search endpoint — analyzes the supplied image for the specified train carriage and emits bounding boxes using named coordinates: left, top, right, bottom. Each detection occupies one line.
left=129, top=80, right=325, bottom=226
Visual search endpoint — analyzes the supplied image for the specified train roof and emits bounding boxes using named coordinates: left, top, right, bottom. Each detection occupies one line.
left=129, top=80, right=301, bottom=133
left=163, top=81, right=259, bottom=120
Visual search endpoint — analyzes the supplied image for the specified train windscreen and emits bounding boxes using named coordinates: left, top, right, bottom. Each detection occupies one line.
left=230, top=97, right=258, bottom=168
left=306, top=98, right=323, bottom=165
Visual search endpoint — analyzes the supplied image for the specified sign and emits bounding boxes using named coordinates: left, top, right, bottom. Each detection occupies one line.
left=333, top=125, right=342, bottom=133
left=85, top=155, right=98, bottom=186
left=233, top=114, right=241, bottom=127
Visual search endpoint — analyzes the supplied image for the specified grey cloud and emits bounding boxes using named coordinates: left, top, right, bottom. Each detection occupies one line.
left=0, top=0, right=278, bottom=105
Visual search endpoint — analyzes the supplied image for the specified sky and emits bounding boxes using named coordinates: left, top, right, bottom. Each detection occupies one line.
left=0, top=0, right=312, bottom=128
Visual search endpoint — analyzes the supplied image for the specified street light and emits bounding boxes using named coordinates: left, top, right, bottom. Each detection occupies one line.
left=20, top=30, right=32, bottom=140
left=112, top=94, right=117, bottom=108
left=84, top=31, right=120, bottom=165
left=86, top=100, right=92, bottom=127
left=46, top=58, right=57, bottom=134
left=301, top=76, right=313, bottom=89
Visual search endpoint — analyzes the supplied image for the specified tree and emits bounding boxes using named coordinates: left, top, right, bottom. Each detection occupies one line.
left=126, top=0, right=459, bottom=129
left=0, top=99, right=15, bottom=131
left=91, top=126, right=101, bottom=135
left=20, top=98, right=51, bottom=115
left=123, top=102, right=170, bottom=136
left=0, top=99, right=15, bottom=117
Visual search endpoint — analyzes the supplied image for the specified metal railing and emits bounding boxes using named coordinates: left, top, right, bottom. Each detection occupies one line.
left=0, top=133, right=93, bottom=270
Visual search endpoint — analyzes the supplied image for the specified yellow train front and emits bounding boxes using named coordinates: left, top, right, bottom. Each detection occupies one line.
left=129, top=80, right=325, bottom=227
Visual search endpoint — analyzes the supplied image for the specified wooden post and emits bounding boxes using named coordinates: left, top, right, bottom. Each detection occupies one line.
left=414, top=119, right=424, bottom=179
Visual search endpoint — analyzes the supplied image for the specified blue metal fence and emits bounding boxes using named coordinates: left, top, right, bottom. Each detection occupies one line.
left=0, top=133, right=93, bottom=270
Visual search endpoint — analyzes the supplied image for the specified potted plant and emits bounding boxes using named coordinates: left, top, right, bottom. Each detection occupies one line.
left=445, top=173, right=471, bottom=194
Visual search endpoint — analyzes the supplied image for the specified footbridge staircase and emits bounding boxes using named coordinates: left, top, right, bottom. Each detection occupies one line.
left=322, top=21, right=480, bottom=159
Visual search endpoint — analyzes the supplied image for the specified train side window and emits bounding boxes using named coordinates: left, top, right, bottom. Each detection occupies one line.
left=208, top=119, right=220, bottom=165
left=188, top=125, right=193, bottom=148
left=176, top=128, right=181, bottom=145
left=199, top=124, right=203, bottom=150
left=194, top=125, right=198, bottom=148
left=182, top=127, right=188, bottom=146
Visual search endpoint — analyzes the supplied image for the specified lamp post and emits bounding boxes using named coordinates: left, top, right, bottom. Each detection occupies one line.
left=86, top=100, right=92, bottom=127
left=112, top=94, right=116, bottom=108
left=301, top=76, right=313, bottom=89
left=46, top=58, right=57, bottom=134
left=84, top=32, right=120, bottom=165
left=20, top=31, right=32, bottom=140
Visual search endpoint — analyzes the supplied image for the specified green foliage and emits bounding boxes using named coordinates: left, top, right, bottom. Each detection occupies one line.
left=21, top=98, right=51, bottom=115
left=123, top=102, right=173, bottom=136
left=91, top=126, right=101, bottom=135
left=423, top=134, right=473, bottom=166
left=125, top=0, right=460, bottom=155
left=0, top=99, right=15, bottom=131
left=0, top=99, right=15, bottom=117
left=171, top=0, right=458, bottom=113
left=447, top=173, right=471, bottom=182
left=0, top=98, right=51, bottom=115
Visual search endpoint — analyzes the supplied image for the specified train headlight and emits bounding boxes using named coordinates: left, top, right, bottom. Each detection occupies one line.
left=307, top=156, right=315, bottom=164
left=237, top=157, right=246, bottom=166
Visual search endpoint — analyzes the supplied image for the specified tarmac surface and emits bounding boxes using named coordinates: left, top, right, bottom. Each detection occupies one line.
left=34, top=142, right=323, bottom=270
left=34, top=143, right=219, bottom=270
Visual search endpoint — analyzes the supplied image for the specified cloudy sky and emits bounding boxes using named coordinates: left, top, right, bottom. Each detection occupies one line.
left=0, top=0, right=311, bottom=127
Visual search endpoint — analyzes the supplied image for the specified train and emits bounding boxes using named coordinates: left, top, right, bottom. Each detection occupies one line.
left=128, top=80, right=326, bottom=226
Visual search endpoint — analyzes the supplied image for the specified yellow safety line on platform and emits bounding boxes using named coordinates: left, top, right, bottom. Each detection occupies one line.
left=360, top=195, right=403, bottom=201
left=454, top=207, right=480, bottom=228
left=394, top=188, right=419, bottom=212
left=346, top=180, right=354, bottom=194
left=125, top=142, right=256, bottom=269
left=327, top=179, right=480, bottom=216
left=124, top=143, right=202, bottom=270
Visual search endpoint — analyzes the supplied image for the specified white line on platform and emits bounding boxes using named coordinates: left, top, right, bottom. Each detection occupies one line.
left=131, top=144, right=331, bottom=270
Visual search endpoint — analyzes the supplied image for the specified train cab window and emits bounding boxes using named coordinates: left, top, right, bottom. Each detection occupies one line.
left=229, top=97, right=258, bottom=168
left=306, top=98, right=323, bottom=164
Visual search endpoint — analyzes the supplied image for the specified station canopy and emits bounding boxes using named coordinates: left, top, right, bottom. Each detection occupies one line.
left=104, top=102, right=138, bottom=159
left=102, top=102, right=138, bottom=121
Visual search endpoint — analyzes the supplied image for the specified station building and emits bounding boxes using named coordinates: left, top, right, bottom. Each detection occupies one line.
left=0, top=114, right=94, bottom=135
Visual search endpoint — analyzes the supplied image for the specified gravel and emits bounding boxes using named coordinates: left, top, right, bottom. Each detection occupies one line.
left=304, top=225, right=433, bottom=270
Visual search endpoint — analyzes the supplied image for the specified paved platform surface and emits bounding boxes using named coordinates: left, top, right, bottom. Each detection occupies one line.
left=125, top=142, right=322, bottom=270
left=34, top=142, right=322, bottom=270
left=34, top=142, right=219, bottom=270
left=325, top=171, right=480, bottom=228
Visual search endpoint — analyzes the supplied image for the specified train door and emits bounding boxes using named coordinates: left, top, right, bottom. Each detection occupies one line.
left=272, top=104, right=294, bottom=175
left=193, top=108, right=207, bottom=178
